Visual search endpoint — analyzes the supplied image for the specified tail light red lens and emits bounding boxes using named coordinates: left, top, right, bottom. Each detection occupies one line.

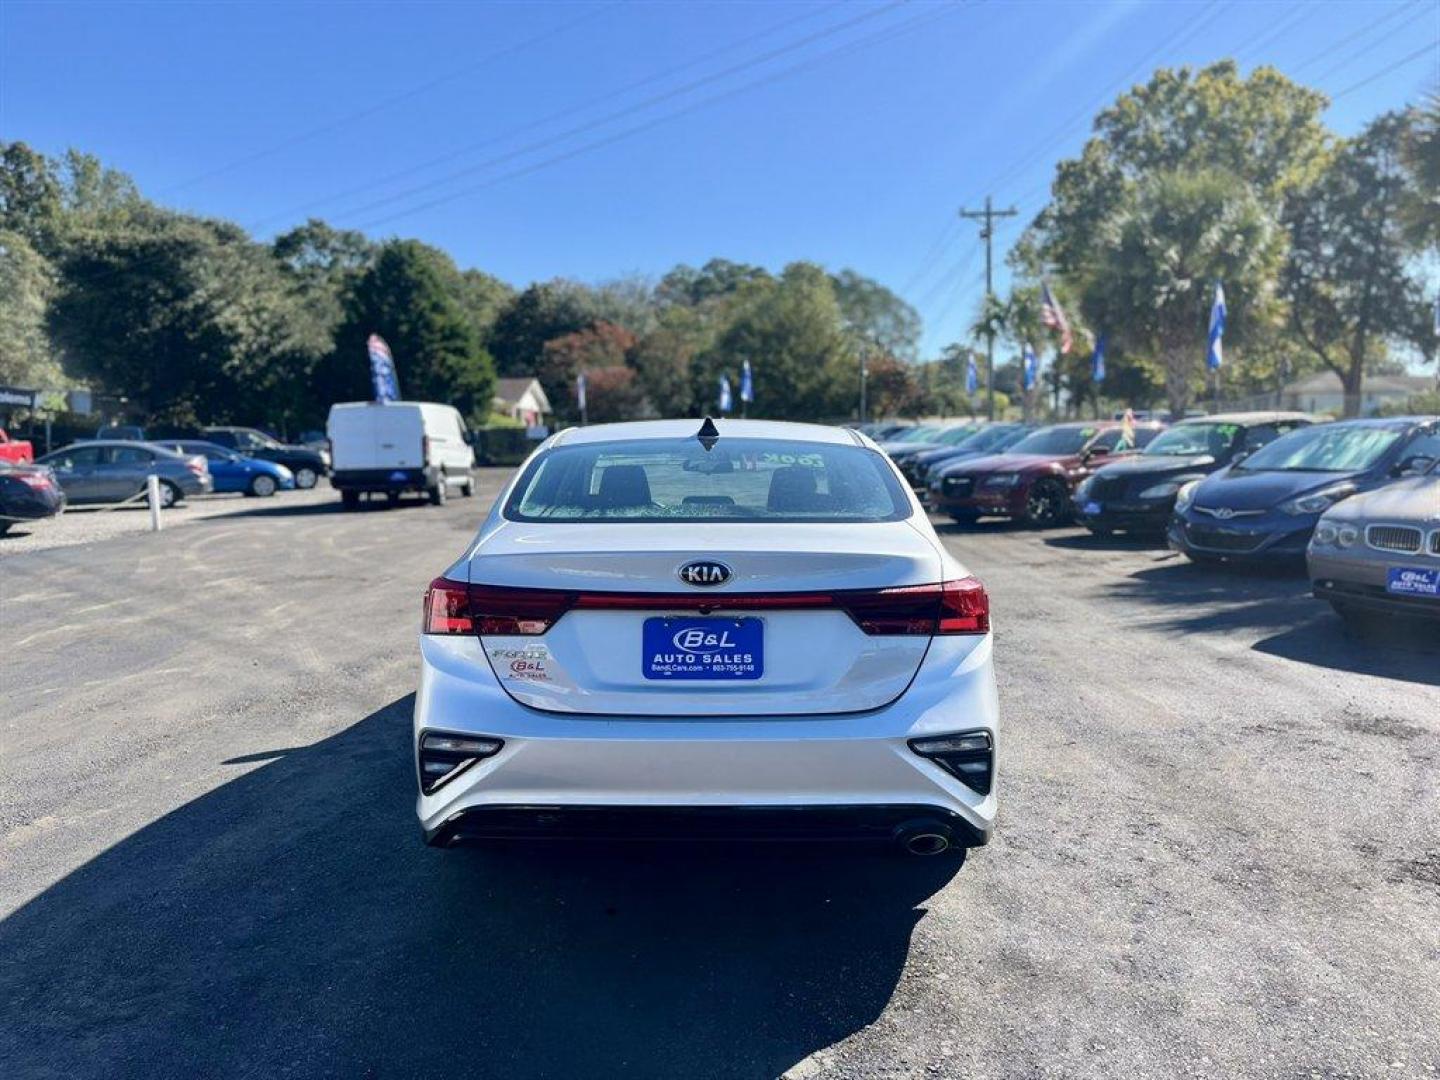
left=422, top=577, right=989, bottom=637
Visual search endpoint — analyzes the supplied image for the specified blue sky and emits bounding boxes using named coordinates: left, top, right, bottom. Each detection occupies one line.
left=2, top=0, right=1436, bottom=357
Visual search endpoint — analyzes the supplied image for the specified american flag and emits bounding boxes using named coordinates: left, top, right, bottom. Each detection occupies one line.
left=1040, top=282, right=1072, bottom=354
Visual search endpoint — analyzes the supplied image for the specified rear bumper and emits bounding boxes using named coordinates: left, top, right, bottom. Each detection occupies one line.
left=930, top=486, right=1027, bottom=518
left=331, top=466, right=439, bottom=493
left=414, top=633, right=1000, bottom=848
left=426, top=803, right=988, bottom=847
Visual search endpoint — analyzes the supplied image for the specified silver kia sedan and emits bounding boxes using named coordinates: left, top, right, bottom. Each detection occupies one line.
left=36, top=440, right=213, bottom=507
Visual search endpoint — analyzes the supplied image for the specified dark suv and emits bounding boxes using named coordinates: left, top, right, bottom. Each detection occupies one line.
left=1075, top=412, right=1314, bottom=536
left=201, top=427, right=330, bottom=490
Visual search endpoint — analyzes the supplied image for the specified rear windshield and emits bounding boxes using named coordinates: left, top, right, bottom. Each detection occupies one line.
left=504, top=437, right=912, bottom=523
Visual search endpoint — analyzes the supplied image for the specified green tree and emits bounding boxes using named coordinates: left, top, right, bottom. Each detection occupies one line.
left=50, top=211, right=321, bottom=425
left=628, top=325, right=695, bottom=418
left=325, top=240, right=495, bottom=423
left=0, top=143, right=62, bottom=253
left=1400, top=93, right=1440, bottom=252
left=0, top=230, right=64, bottom=389
left=1025, top=62, right=1330, bottom=415
left=1284, top=112, right=1432, bottom=416
left=486, top=281, right=595, bottom=377
left=831, top=269, right=921, bottom=360
left=708, top=263, right=854, bottom=421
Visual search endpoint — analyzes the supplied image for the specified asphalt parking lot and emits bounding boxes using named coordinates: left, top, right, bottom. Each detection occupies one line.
left=2, top=471, right=1437, bottom=1080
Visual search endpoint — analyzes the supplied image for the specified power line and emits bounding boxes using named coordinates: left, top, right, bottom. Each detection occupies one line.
left=249, top=0, right=845, bottom=231
left=1310, top=2, right=1434, bottom=86
left=1330, top=40, right=1438, bottom=101
left=896, top=0, right=1231, bottom=310
left=1289, top=0, right=1425, bottom=76
left=327, top=0, right=912, bottom=227
left=349, top=1, right=970, bottom=232
left=157, top=4, right=615, bottom=198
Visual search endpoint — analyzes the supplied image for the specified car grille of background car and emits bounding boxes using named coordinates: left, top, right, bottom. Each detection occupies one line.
left=1090, top=476, right=1129, bottom=501
left=1365, top=524, right=1424, bottom=554
left=1186, top=526, right=1266, bottom=553
left=944, top=477, right=974, bottom=497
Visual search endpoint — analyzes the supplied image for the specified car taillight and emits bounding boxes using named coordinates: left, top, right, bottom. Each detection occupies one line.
left=422, top=435, right=431, bottom=462
left=423, top=579, right=572, bottom=635
left=840, top=578, right=989, bottom=635
left=424, top=577, right=474, bottom=634
left=422, top=577, right=989, bottom=636
left=186, top=459, right=206, bottom=476
left=15, top=473, right=52, bottom=490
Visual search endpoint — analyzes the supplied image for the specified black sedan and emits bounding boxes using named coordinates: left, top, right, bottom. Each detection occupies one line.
left=1074, top=412, right=1314, bottom=536
left=200, top=427, right=329, bottom=490
left=0, top=461, right=66, bottom=535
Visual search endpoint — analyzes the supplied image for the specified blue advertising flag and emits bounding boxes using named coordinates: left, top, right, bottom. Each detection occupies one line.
left=1022, top=342, right=1039, bottom=391
left=740, top=360, right=753, bottom=403
left=1433, top=290, right=1439, bottom=338
left=576, top=370, right=587, bottom=412
left=1207, top=283, right=1226, bottom=371
left=718, top=374, right=733, bottom=413
left=1091, top=333, right=1107, bottom=383
left=966, top=355, right=978, bottom=394
left=367, top=334, right=400, bottom=402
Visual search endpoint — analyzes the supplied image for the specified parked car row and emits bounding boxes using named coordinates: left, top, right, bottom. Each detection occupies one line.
left=867, top=412, right=1440, bottom=626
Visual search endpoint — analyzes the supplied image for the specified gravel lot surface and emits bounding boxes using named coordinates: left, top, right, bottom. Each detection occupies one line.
left=2, top=473, right=1437, bottom=1079
left=0, top=485, right=339, bottom=557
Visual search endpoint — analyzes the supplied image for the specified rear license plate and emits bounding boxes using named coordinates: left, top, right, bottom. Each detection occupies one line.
left=643, top=617, right=763, bottom=680
left=1386, top=567, right=1440, bottom=598
left=1082, top=500, right=1102, bottom=516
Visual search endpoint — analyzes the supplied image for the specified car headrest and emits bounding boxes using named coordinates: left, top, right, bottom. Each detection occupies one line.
left=597, top=464, right=652, bottom=508
left=767, top=465, right=819, bottom=511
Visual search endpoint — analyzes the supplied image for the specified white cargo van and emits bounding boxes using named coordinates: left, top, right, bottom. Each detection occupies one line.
left=326, top=401, right=475, bottom=509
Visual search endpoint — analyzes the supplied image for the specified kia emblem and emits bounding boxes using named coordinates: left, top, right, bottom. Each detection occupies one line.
left=678, top=560, right=732, bottom=587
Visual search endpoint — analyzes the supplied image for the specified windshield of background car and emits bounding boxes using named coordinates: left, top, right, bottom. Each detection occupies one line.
left=1006, top=427, right=1094, bottom=456
left=959, top=426, right=1022, bottom=452
left=1144, top=423, right=1239, bottom=457
left=895, top=426, right=939, bottom=442
left=934, top=426, right=979, bottom=446
left=504, top=438, right=912, bottom=523
left=1238, top=424, right=1402, bottom=472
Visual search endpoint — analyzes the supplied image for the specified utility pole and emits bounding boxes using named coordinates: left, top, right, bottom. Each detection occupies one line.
left=959, top=196, right=1017, bottom=420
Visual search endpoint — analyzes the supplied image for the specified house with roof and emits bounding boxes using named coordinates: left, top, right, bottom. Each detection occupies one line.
left=492, top=377, right=552, bottom=428
left=1279, top=371, right=1433, bottom=416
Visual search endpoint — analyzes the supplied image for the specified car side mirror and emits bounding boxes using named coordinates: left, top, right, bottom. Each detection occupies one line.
left=1394, top=454, right=1435, bottom=477
left=1084, top=446, right=1109, bottom=461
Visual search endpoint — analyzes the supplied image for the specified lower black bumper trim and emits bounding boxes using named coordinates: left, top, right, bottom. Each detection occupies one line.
left=426, top=803, right=989, bottom=849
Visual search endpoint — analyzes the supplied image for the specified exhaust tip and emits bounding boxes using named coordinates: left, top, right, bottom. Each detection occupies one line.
left=894, top=819, right=953, bottom=856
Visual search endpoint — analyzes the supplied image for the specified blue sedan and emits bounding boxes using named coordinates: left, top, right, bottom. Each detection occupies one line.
left=157, top=440, right=295, bottom=497
left=1169, top=417, right=1440, bottom=564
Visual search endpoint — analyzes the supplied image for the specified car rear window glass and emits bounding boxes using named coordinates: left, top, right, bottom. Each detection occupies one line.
left=1239, top=425, right=1402, bottom=472
left=505, top=437, right=912, bottom=523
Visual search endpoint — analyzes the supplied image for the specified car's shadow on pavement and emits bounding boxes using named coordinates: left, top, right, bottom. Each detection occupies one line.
left=1114, top=561, right=1439, bottom=684
left=1043, top=531, right=1166, bottom=553
left=0, top=695, right=962, bottom=1080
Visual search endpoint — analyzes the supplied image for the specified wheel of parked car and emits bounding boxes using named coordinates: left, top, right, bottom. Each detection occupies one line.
left=429, top=480, right=447, bottom=506
left=249, top=474, right=277, bottom=497
left=293, top=466, right=318, bottom=490
left=1021, top=478, right=1068, bottom=527
left=159, top=480, right=182, bottom=509
left=461, top=477, right=475, bottom=497
left=341, top=490, right=360, bottom=511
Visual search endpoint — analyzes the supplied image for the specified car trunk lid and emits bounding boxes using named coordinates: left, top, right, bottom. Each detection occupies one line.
left=466, top=520, right=945, bottom=716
